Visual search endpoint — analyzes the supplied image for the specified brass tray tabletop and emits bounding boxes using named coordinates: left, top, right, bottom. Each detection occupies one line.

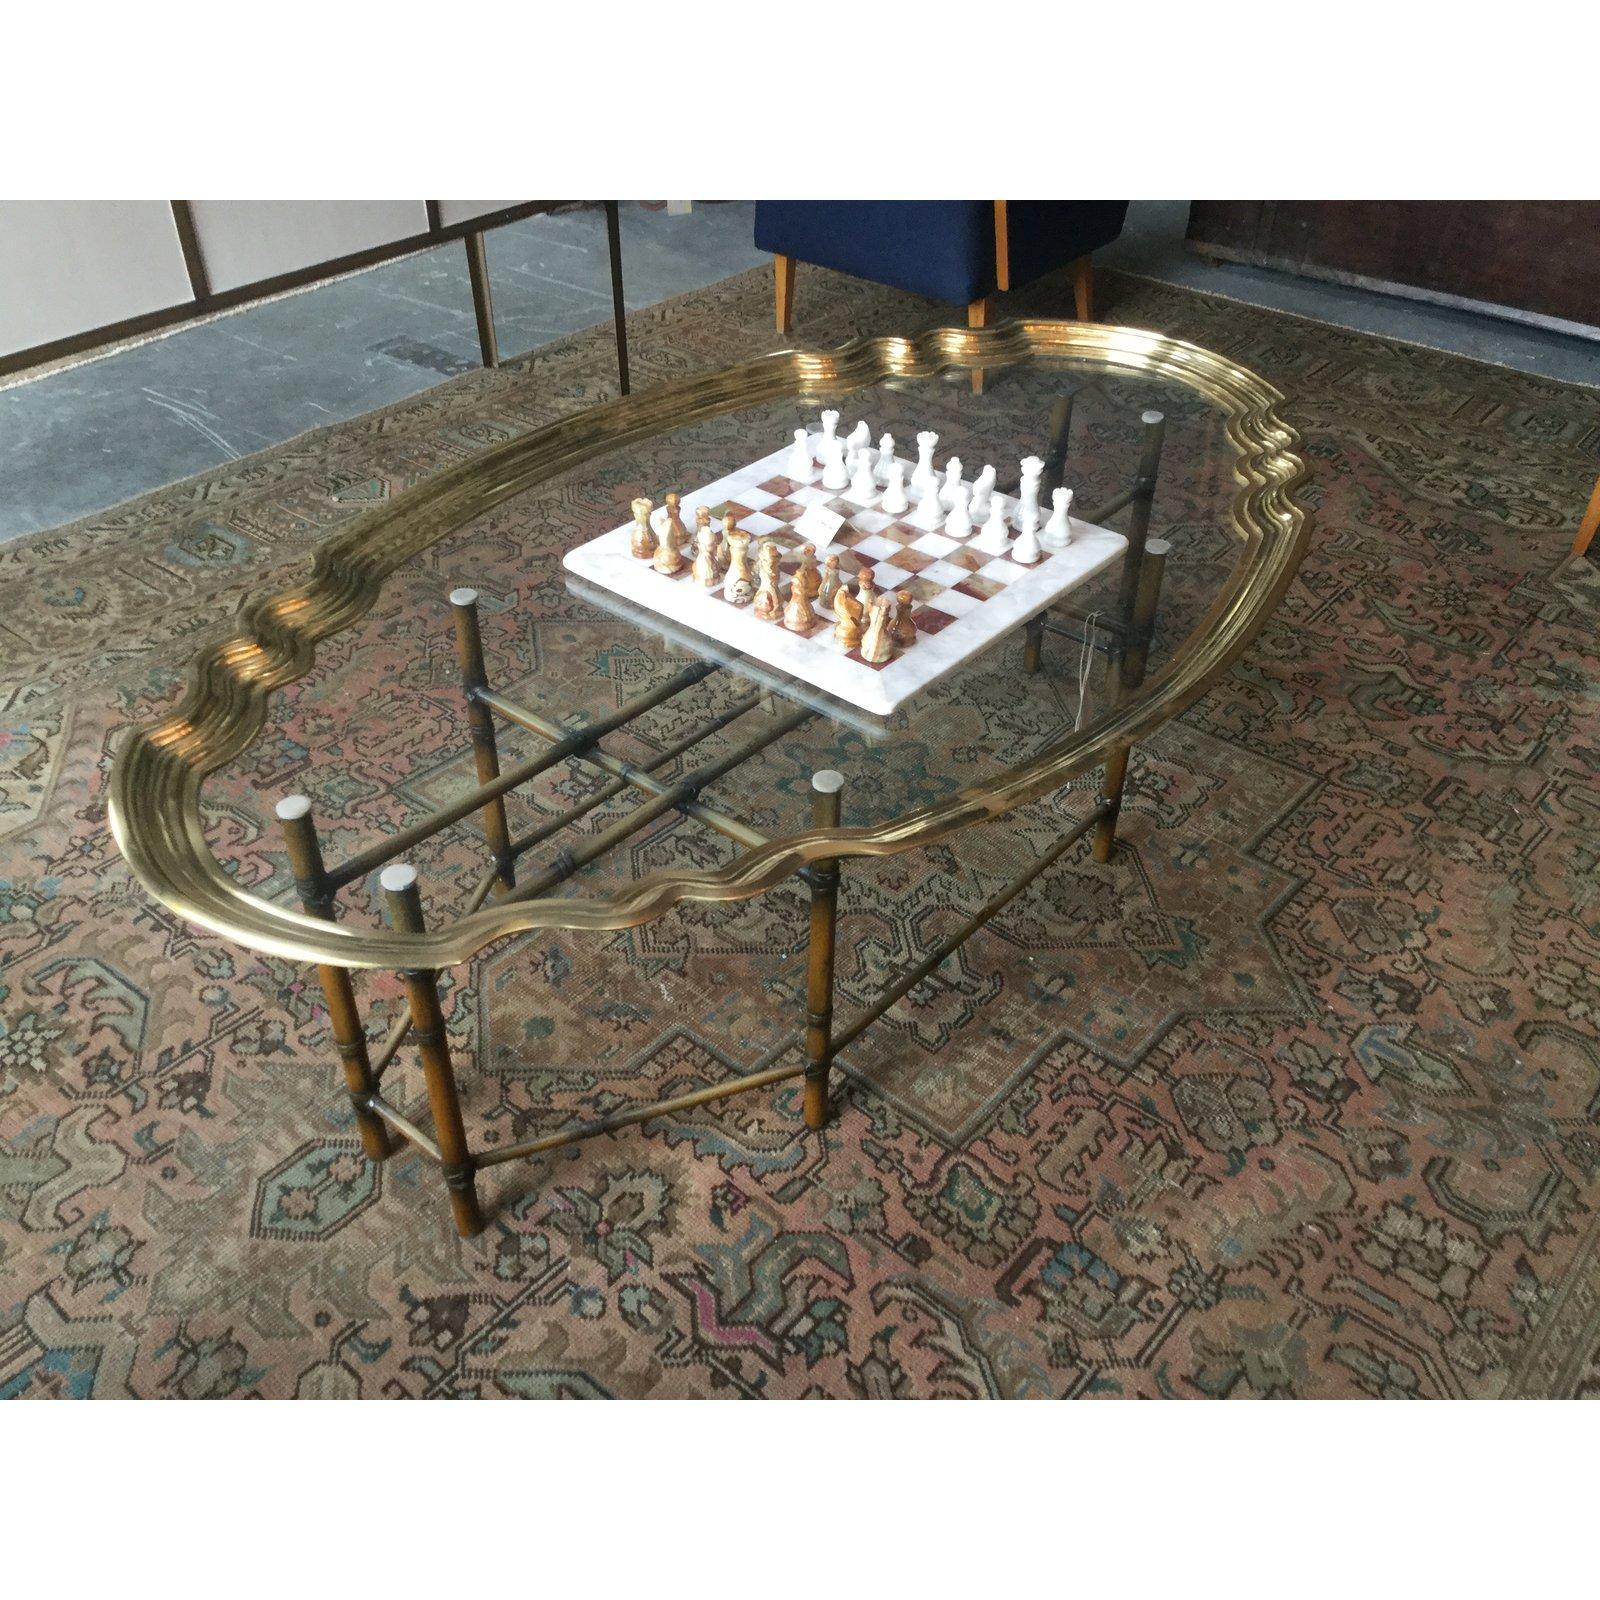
left=109, top=321, right=1312, bottom=974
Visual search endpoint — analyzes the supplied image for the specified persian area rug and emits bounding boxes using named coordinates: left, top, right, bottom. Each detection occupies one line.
left=2, top=263, right=1598, bottom=1399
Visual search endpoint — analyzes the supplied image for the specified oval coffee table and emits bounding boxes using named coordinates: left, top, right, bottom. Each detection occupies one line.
left=110, top=321, right=1312, bottom=1237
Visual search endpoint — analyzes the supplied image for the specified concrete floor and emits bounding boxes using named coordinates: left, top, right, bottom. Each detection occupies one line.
left=2, top=200, right=1595, bottom=544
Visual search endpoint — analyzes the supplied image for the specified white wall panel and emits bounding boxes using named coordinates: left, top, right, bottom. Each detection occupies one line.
left=0, top=201, right=193, bottom=357
left=187, top=200, right=429, bottom=293
left=433, top=201, right=524, bottom=229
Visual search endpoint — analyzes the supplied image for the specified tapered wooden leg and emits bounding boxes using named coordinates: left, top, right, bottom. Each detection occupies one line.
left=1072, top=254, right=1094, bottom=321
left=383, top=864, right=485, bottom=1238
left=968, top=296, right=989, bottom=395
left=803, top=770, right=844, bottom=1130
left=775, top=253, right=795, bottom=334
left=1573, top=473, right=1600, bottom=561
left=465, top=231, right=499, bottom=368
left=276, top=796, right=392, bottom=1161
left=450, top=588, right=514, bottom=893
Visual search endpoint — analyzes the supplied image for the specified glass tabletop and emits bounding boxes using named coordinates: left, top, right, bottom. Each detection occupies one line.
left=112, top=321, right=1307, bottom=965
left=195, top=350, right=1249, bottom=928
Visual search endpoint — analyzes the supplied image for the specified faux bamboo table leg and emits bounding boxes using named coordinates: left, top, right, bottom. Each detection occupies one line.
left=1094, top=538, right=1171, bottom=863
left=1095, top=410, right=1168, bottom=863
left=382, top=864, right=485, bottom=1238
left=451, top=588, right=515, bottom=894
left=803, top=770, right=844, bottom=1130
left=276, top=796, right=393, bottom=1161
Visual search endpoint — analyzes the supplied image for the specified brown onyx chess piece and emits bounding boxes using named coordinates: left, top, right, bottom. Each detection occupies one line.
left=817, top=554, right=842, bottom=610
left=859, top=596, right=895, bottom=664
left=793, top=543, right=820, bottom=604
left=856, top=565, right=878, bottom=611
left=723, top=527, right=754, bottom=604
left=692, top=524, right=720, bottom=587
left=832, top=584, right=864, bottom=649
left=630, top=497, right=655, bottom=561
left=893, top=590, right=918, bottom=648
left=695, top=505, right=717, bottom=564
left=752, top=540, right=783, bottom=619
left=664, top=492, right=691, bottom=556
left=719, top=510, right=739, bottom=569
left=782, top=575, right=816, bottom=633
left=652, top=507, right=685, bottom=575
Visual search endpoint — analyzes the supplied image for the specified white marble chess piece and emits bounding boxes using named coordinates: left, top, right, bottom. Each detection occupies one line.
left=881, top=459, right=909, bottom=515
left=939, top=458, right=964, bottom=511
left=821, top=433, right=850, bottom=491
left=969, top=465, right=997, bottom=520
left=847, top=419, right=872, bottom=457
left=911, top=432, right=940, bottom=498
left=875, top=433, right=896, bottom=484
left=818, top=410, right=840, bottom=456
left=785, top=428, right=813, bottom=481
left=1012, top=517, right=1043, bottom=565
left=1016, top=455, right=1045, bottom=533
left=944, top=481, right=972, bottom=539
left=910, top=473, right=945, bottom=530
left=1042, top=487, right=1074, bottom=549
left=848, top=448, right=879, bottom=503
left=973, top=498, right=1011, bottom=555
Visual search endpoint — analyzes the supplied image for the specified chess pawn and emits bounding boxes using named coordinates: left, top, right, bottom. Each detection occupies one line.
left=859, top=597, right=895, bottom=664
left=910, top=473, right=945, bottom=530
left=664, top=491, right=692, bottom=554
left=752, top=540, right=782, bottom=618
left=820, top=434, right=849, bottom=491
left=1016, top=456, right=1045, bottom=533
left=911, top=431, right=940, bottom=497
left=939, top=457, right=964, bottom=510
left=723, top=527, right=755, bottom=604
left=785, top=427, right=813, bottom=481
left=969, top=465, right=997, bottom=520
left=944, top=481, right=973, bottom=540
left=856, top=565, right=878, bottom=611
left=875, top=433, right=896, bottom=484
left=793, top=543, right=821, bottom=603
left=630, top=497, right=655, bottom=560
left=692, top=525, right=721, bottom=587
left=848, top=448, right=878, bottom=503
left=893, top=591, right=918, bottom=648
left=833, top=585, right=864, bottom=649
left=974, top=497, right=1011, bottom=555
left=881, top=459, right=909, bottom=515
left=695, top=505, right=719, bottom=566
left=782, top=577, right=817, bottom=633
left=1012, top=518, right=1043, bottom=566
left=817, top=554, right=842, bottom=610
left=1042, top=487, right=1074, bottom=549
left=719, top=510, right=739, bottom=568
left=653, top=509, right=686, bottom=575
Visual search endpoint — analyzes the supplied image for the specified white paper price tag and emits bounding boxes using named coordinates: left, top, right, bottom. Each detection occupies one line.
left=794, top=503, right=846, bottom=544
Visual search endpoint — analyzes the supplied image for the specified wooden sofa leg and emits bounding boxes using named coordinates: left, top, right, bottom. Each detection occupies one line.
left=968, top=296, right=989, bottom=394
left=1073, top=254, right=1094, bottom=321
left=1573, top=473, right=1600, bottom=562
left=775, top=254, right=795, bottom=335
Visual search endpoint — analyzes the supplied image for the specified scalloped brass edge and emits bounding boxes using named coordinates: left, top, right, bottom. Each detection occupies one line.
left=108, top=320, right=1311, bottom=969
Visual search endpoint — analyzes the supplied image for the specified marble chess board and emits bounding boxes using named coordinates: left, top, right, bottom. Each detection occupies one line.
left=562, top=438, right=1128, bottom=718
